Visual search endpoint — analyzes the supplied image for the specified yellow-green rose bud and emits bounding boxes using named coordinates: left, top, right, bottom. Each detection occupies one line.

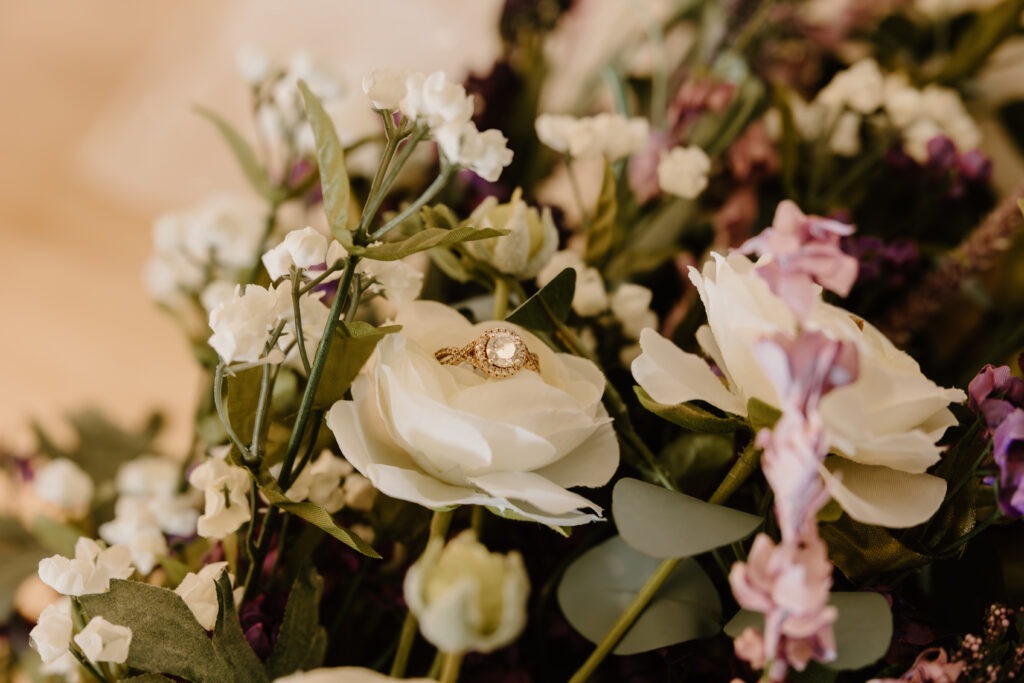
left=465, top=188, right=558, bottom=279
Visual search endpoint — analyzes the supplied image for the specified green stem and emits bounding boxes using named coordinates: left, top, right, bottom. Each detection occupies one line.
left=291, top=268, right=313, bottom=375
left=69, top=646, right=110, bottom=683
left=439, top=651, right=464, bottom=683
left=708, top=439, right=761, bottom=505
left=369, top=164, right=453, bottom=242
left=493, top=279, right=510, bottom=320
left=213, top=364, right=255, bottom=463
left=568, top=558, right=680, bottom=683
left=359, top=125, right=424, bottom=239
left=566, top=160, right=591, bottom=230
left=298, top=259, right=346, bottom=295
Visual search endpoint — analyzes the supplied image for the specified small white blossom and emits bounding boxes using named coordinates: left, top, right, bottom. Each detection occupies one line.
left=829, top=111, right=863, bottom=157
left=273, top=451, right=353, bottom=514
left=435, top=123, right=514, bottom=182
left=175, top=562, right=241, bottom=631
left=657, top=145, right=711, bottom=199
left=816, top=59, right=885, bottom=115
left=535, top=113, right=649, bottom=160
left=74, top=617, right=132, bottom=664
left=29, top=599, right=73, bottom=664
left=236, top=45, right=271, bottom=86
left=262, top=227, right=332, bottom=281
left=362, top=69, right=409, bottom=110
left=188, top=458, right=251, bottom=539
left=33, top=458, right=94, bottom=516
left=98, top=498, right=168, bottom=576
left=116, top=455, right=178, bottom=499
left=360, top=258, right=425, bottom=309
left=537, top=250, right=609, bottom=317
left=610, top=284, right=658, bottom=340
left=404, top=531, right=529, bottom=654
left=275, top=667, right=434, bottom=683
left=207, top=284, right=281, bottom=364
left=464, top=188, right=559, bottom=279
left=400, top=71, right=474, bottom=128
left=38, top=538, right=134, bottom=597
left=342, top=474, right=377, bottom=512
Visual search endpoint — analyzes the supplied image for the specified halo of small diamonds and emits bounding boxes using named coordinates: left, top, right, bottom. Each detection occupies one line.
left=474, top=328, right=527, bottom=378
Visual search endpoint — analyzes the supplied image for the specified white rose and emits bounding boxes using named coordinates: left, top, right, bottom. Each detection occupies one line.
left=632, top=253, right=965, bottom=528
left=464, top=188, right=559, bottom=279
left=275, top=667, right=433, bottom=683
left=404, top=531, right=529, bottom=654
left=38, top=538, right=134, bottom=597
left=610, top=284, right=658, bottom=340
left=362, top=69, right=409, bottom=110
left=536, top=251, right=609, bottom=317
left=74, top=617, right=132, bottom=664
left=657, top=145, right=711, bottom=199
left=33, top=458, right=94, bottom=516
left=29, top=599, right=73, bottom=664
left=326, top=301, right=619, bottom=527
left=188, top=458, right=251, bottom=539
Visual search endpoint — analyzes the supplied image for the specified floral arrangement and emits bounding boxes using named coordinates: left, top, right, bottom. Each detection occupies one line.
left=7, top=0, right=1024, bottom=681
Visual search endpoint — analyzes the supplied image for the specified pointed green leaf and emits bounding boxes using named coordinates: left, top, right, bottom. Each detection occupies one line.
left=585, top=161, right=617, bottom=264
left=298, top=81, right=352, bottom=243
left=266, top=565, right=328, bottom=678
left=506, top=267, right=576, bottom=333
left=635, top=387, right=744, bottom=433
left=350, top=226, right=507, bottom=261
left=195, top=107, right=278, bottom=201
left=78, top=579, right=233, bottom=681
left=312, top=322, right=400, bottom=409
left=213, top=572, right=269, bottom=682
left=558, top=536, right=721, bottom=655
left=260, top=478, right=381, bottom=559
left=936, top=0, right=1024, bottom=83
left=225, top=367, right=262, bottom=446
left=747, top=397, right=782, bottom=432
left=613, top=478, right=761, bottom=558
left=725, top=591, right=893, bottom=671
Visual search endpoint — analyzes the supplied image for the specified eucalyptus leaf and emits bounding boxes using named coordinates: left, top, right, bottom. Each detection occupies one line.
left=298, top=81, right=352, bottom=244
left=312, top=322, right=400, bottom=409
left=613, top=478, right=761, bottom=559
left=266, top=565, right=327, bottom=678
left=351, top=227, right=507, bottom=261
left=195, top=107, right=278, bottom=202
left=585, top=161, right=617, bottom=264
left=79, top=579, right=234, bottom=682
left=724, top=591, right=893, bottom=671
left=506, top=267, right=576, bottom=333
left=213, top=572, right=268, bottom=682
left=259, top=477, right=381, bottom=558
left=557, top=535, right=721, bottom=655
left=635, top=387, right=744, bottom=433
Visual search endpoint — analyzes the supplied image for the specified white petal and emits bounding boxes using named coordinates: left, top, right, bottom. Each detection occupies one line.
left=819, top=458, right=946, bottom=528
left=470, top=471, right=602, bottom=516
left=533, top=422, right=619, bottom=489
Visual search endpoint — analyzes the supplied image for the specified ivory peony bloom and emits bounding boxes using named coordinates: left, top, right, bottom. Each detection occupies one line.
left=326, top=300, right=619, bottom=526
left=632, top=252, right=965, bottom=528
left=404, top=531, right=529, bottom=654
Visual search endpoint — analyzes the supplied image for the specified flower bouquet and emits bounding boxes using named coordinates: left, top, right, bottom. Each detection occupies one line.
left=7, top=0, right=1024, bottom=681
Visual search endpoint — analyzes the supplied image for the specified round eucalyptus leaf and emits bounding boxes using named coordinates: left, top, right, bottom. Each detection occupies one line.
left=557, top=535, right=722, bottom=655
left=723, top=591, right=893, bottom=671
left=613, top=478, right=762, bottom=559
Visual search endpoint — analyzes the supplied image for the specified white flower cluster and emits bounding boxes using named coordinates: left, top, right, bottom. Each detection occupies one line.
left=788, top=59, right=980, bottom=162
left=535, top=112, right=650, bottom=161
left=145, top=196, right=266, bottom=310
left=38, top=537, right=134, bottom=597
left=33, top=458, right=94, bottom=518
left=189, top=455, right=252, bottom=539
left=271, top=450, right=377, bottom=514
left=363, top=69, right=514, bottom=182
left=657, top=145, right=712, bottom=199
left=99, top=455, right=200, bottom=575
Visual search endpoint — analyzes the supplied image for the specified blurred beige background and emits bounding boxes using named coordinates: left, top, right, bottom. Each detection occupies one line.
left=0, top=0, right=503, bottom=453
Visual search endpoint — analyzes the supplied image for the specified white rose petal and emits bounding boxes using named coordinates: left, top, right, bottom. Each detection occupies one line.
left=74, top=617, right=132, bottom=664
left=33, top=458, right=94, bottom=516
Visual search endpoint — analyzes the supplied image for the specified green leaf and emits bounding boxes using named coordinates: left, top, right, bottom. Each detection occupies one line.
left=506, top=267, right=576, bottom=333
left=312, top=322, right=400, bottom=409
left=558, top=536, right=721, bottom=655
left=821, top=515, right=931, bottom=581
left=747, top=397, right=782, bottom=432
left=79, top=579, right=234, bottom=682
left=351, top=226, right=507, bottom=261
left=605, top=198, right=699, bottom=280
left=635, top=387, right=744, bottom=433
left=298, top=81, right=352, bottom=244
left=122, top=675, right=176, bottom=682
left=585, top=161, right=617, bottom=264
left=421, top=204, right=461, bottom=230
left=213, top=572, right=269, bottom=682
left=225, top=367, right=263, bottom=447
left=613, top=478, right=761, bottom=559
left=266, top=565, right=327, bottom=678
left=30, top=515, right=81, bottom=556
left=725, top=592, right=893, bottom=671
left=259, top=478, right=381, bottom=559
left=936, top=0, right=1024, bottom=84
left=158, top=556, right=192, bottom=588
left=195, top=107, right=278, bottom=202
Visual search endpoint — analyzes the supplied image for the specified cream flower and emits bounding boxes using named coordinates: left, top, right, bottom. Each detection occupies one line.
left=326, top=301, right=619, bottom=527
left=610, top=284, right=658, bottom=340
left=657, top=145, right=711, bottom=199
left=262, top=227, right=332, bottom=281
left=535, top=113, right=648, bottom=160
left=74, top=617, right=132, bottom=664
left=38, top=538, right=134, bottom=597
left=29, top=599, right=73, bottom=664
left=208, top=284, right=281, bottom=364
left=98, top=497, right=168, bottom=576
left=404, top=531, right=529, bottom=654
left=188, top=458, right=251, bottom=539
left=362, top=69, right=409, bottom=110
left=632, top=252, right=965, bottom=528
left=273, top=451, right=352, bottom=514
left=536, top=250, right=609, bottom=318
left=174, top=562, right=241, bottom=631
left=435, top=122, right=514, bottom=182
left=464, top=188, right=559, bottom=280
left=275, top=667, right=433, bottom=683
left=33, top=458, right=94, bottom=517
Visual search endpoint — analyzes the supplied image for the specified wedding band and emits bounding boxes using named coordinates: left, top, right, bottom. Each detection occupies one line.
left=434, top=328, right=541, bottom=378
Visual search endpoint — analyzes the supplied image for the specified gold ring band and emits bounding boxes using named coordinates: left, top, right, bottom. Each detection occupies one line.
left=434, top=328, right=540, bottom=378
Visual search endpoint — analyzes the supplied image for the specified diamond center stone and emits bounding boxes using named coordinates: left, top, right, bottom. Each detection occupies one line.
left=485, top=332, right=521, bottom=368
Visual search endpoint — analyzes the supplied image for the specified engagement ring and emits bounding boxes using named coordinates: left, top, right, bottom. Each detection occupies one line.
left=434, top=328, right=540, bottom=378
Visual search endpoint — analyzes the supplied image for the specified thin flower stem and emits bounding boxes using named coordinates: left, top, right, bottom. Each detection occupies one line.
left=282, top=410, right=323, bottom=491
left=69, top=646, right=110, bottom=683
left=708, top=440, right=761, bottom=505
left=369, top=164, right=453, bottom=242
left=213, top=363, right=255, bottom=463
left=566, top=159, right=592, bottom=230
left=439, top=651, right=464, bottom=683
left=298, top=259, right=346, bottom=295
left=359, top=125, right=424, bottom=239
left=390, top=508, right=455, bottom=678
left=250, top=321, right=288, bottom=463
left=291, top=268, right=312, bottom=375
left=493, top=278, right=510, bottom=320
left=568, top=557, right=680, bottom=683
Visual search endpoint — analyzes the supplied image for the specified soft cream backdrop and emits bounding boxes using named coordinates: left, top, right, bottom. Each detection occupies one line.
left=0, top=0, right=503, bottom=452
